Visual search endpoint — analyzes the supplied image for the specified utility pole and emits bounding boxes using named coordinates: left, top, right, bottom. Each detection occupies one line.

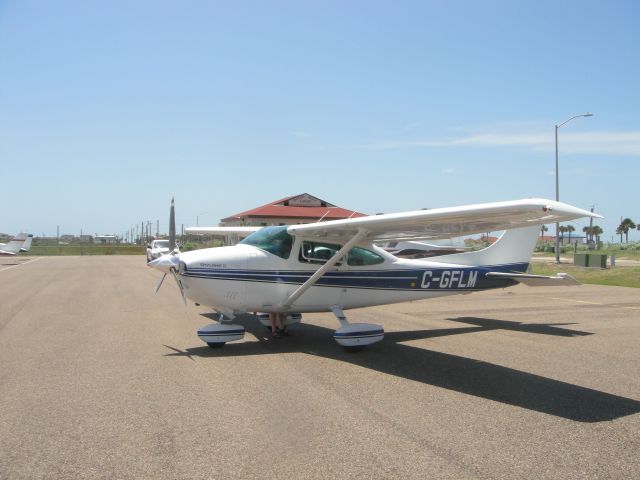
left=589, top=206, right=594, bottom=247
left=554, top=112, right=593, bottom=262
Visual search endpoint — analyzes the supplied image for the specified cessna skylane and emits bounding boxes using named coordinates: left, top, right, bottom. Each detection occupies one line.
left=150, top=198, right=600, bottom=351
left=0, top=232, right=32, bottom=256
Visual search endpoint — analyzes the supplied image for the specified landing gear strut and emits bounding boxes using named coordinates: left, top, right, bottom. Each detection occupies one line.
left=331, top=306, right=384, bottom=352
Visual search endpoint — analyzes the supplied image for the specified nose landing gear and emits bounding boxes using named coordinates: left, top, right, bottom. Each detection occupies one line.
left=197, top=314, right=245, bottom=348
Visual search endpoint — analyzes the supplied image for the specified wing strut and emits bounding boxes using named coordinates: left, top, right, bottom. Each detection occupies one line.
left=280, top=230, right=367, bottom=309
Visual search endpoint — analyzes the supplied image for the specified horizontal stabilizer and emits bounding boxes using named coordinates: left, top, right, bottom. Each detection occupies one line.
left=486, top=271, right=580, bottom=287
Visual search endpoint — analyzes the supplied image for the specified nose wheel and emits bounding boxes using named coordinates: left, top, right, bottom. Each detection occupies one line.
left=331, top=306, right=383, bottom=351
left=197, top=314, right=245, bottom=348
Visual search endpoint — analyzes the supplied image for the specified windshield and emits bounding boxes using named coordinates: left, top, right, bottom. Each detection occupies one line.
left=154, top=240, right=170, bottom=248
left=240, top=226, right=293, bottom=259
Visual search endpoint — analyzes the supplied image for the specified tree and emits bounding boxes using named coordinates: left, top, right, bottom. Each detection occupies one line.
left=566, top=225, right=575, bottom=242
left=582, top=225, right=593, bottom=243
left=540, top=225, right=548, bottom=239
left=617, top=218, right=636, bottom=243
left=592, top=225, right=603, bottom=243
left=558, top=225, right=567, bottom=243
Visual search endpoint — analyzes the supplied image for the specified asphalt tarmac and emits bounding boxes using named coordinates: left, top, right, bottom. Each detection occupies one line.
left=1, top=256, right=639, bottom=479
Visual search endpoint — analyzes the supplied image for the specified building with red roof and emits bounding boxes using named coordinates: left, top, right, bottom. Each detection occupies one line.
left=220, top=193, right=366, bottom=226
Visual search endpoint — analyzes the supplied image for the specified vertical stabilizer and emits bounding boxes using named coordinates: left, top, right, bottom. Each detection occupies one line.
left=20, top=234, right=34, bottom=252
left=427, top=226, right=540, bottom=268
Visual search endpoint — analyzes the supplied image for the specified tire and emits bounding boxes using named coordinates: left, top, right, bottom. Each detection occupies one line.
left=343, top=345, right=366, bottom=353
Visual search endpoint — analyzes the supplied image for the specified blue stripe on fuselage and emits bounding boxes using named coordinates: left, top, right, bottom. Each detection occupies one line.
left=181, top=263, right=528, bottom=292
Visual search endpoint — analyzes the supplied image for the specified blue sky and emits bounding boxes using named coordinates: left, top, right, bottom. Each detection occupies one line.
left=1, top=0, right=639, bottom=241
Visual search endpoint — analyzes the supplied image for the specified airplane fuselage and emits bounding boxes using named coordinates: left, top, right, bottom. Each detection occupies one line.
left=176, top=243, right=522, bottom=314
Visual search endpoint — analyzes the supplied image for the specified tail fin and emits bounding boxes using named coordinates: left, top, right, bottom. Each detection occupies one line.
left=0, top=232, right=29, bottom=255
left=427, top=226, right=539, bottom=269
left=20, top=234, right=34, bottom=252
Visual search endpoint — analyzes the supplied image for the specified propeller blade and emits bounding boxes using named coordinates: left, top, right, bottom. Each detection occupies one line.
left=169, top=197, right=176, bottom=251
left=154, top=273, right=167, bottom=294
left=170, top=267, right=187, bottom=305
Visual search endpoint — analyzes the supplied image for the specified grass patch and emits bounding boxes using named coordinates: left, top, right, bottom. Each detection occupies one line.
left=533, top=245, right=640, bottom=260
left=531, top=263, right=640, bottom=288
left=28, top=245, right=145, bottom=256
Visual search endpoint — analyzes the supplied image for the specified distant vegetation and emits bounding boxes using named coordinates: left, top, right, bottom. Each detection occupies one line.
left=28, top=245, right=145, bottom=256
left=21, top=235, right=224, bottom=256
left=534, top=241, right=640, bottom=260
left=531, top=263, right=640, bottom=289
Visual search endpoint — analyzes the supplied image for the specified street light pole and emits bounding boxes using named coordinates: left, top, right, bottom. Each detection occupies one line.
left=554, top=112, right=593, bottom=263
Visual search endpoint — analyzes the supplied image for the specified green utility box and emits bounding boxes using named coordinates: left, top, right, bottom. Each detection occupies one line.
left=574, top=253, right=588, bottom=267
left=574, top=253, right=607, bottom=268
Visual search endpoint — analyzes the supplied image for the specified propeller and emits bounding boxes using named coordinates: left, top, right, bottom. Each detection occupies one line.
left=149, top=196, right=185, bottom=304
left=150, top=252, right=186, bottom=303
left=154, top=273, right=166, bottom=293
left=170, top=266, right=187, bottom=305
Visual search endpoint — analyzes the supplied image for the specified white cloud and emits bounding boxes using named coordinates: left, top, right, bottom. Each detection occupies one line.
left=358, top=129, right=640, bottom=157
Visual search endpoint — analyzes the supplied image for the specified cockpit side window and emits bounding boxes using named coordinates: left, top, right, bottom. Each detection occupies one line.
left=239, top=226, right=293, bottom=259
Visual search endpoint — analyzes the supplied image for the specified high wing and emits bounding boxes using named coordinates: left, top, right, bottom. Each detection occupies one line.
left=287, top=198, right=600, bottom=242
left=185, top=226, right=261, bottom=236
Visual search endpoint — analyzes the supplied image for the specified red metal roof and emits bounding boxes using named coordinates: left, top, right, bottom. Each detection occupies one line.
left=221, top=194, right=366, bottom=222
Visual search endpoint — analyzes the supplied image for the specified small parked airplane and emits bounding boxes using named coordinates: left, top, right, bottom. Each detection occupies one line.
left=20, top=234, right=33, bottom=252
left=0, top=232, right=32, bottom=256
left=150, top=198, right=600, bottom=351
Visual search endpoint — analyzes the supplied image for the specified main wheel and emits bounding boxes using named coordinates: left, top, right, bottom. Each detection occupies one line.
left=343, top=345, right=366, bottom=353
left=207, top=342, right=225, bottom=349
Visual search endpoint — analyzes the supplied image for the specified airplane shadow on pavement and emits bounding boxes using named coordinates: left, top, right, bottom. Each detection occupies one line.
left=164, top=314, right=640, bottom=423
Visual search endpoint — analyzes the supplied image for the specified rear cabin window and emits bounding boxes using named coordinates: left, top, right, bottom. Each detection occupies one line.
left=347, top=246, right=384, bottom=266
left=299, top=241, right=384, bottom=266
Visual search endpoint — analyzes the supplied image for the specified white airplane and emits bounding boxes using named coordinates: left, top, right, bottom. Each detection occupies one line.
left=0, top=232, right=31, bottom=256
left=150, top=198, right=599, bottom=351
